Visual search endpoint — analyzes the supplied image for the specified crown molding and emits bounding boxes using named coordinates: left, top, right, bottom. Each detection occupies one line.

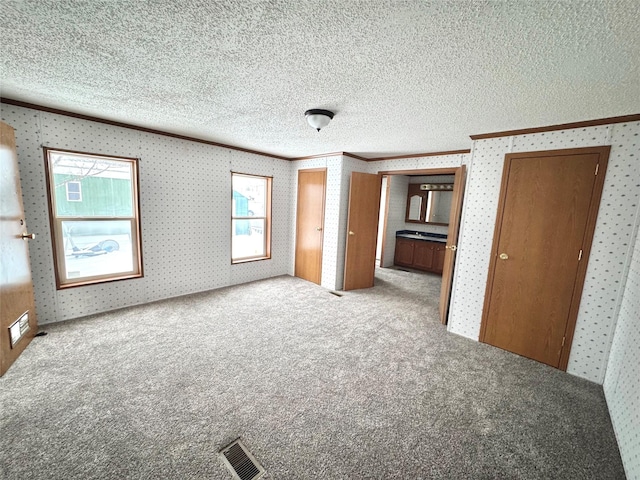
left=470, top=114, right=640, bottom=140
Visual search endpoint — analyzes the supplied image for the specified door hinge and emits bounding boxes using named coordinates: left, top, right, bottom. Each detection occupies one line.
left=595, top=163, right=599, bottom=175
left=561, top=336, right=566, bottom=347
left=578, top=249, right=583, bottom=261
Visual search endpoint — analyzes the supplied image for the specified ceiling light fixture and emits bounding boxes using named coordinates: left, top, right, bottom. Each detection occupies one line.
left=305, top=109, right=334, bottom=132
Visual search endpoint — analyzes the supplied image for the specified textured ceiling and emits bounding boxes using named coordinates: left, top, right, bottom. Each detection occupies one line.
left=2, top=0, right=639, bottom=158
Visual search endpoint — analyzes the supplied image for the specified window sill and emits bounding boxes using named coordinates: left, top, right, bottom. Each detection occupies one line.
left=231, top=256, right=271, bottom=265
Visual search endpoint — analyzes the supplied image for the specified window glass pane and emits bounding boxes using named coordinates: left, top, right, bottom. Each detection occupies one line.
left=50, top=152, right=134, bottom=217
left=61, top=220, right=134, bottom=279
left=232, top=175, right=266, bottom=217
left=232, top=219, right=265, bottom=259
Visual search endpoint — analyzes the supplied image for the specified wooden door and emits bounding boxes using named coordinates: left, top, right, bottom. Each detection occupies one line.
left=439, top=165, right=466, bottom=324
left=480, top=147, right=610, bottom=369
left=294, top=168, right=326, bottom=285
left=343, top=172, right=382, bottom=290
left=1, top=121, right=38, bottom=376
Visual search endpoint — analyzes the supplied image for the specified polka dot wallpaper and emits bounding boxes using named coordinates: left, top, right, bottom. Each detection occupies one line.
left=448, top=122, right=640, bottom=385
left=289, top=156, right=343, bottom=291
left=1, top=105, right=292, bottom=323
left=3, top=103, right=637, bottom=475
left=603, top=223, right=640, bottom=479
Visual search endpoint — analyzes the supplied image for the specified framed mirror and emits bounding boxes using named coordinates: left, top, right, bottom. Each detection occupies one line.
left=407, top=193, right=422, bottom=221
left=405, top=183, right=453, bottom=225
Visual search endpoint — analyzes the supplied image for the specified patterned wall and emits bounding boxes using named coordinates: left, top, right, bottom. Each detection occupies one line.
left=604, top=223, right=640, bottom=480
left=448, top=122, right=640, bottom=384
left=1, top=105, right=292, bottom=324
left=289, top=156, right=343, bottom=291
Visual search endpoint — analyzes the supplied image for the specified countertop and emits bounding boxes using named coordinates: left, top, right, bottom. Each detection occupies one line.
left=395, top=230, right=448, bottom=243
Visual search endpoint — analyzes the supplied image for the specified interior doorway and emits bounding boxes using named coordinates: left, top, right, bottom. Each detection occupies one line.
left=374, top=167, right=466, bottom=325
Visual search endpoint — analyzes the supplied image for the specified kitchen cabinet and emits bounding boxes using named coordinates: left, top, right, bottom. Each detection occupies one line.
left=394, top=237, right=445, bottom=274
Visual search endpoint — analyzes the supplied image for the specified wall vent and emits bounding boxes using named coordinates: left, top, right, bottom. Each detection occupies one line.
left=219, top=439, right=265, bottom=480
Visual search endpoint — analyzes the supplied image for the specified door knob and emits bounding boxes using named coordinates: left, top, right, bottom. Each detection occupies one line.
left=21, top=232, right=36, bottom=240
left=348, top=231, right=355, bottom=236
left=445, top=245, right=457, bottom=251
left=499, top=253, right=508, bottom=260
left=316, top=226, right=322, bottom=231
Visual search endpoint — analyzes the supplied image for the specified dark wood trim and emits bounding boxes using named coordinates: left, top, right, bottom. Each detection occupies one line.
left=5, top=98, right=476, bottom=163
left=295, top=167, right=328, bottom=173
left=368, top=149, right=470, bottom=161
left=377, top=168, right=459, bottom=176
left=291, top=151, right=350, bottom=161
left=134, top=150, right=144, bottom=280
left=42, top=148, right=62, bottom=289
left=4, top=98, right=473, bottom=163
left=266, top=175, right=272, bottom=261
left=43, top=146, right=139, bottom=162
left=479, top=146, right=611, bottom=372
left=292, top=150, right=470, bottom=162
left=343, top=152, right=370, bottom=161
left=470, top=114, right=640, bottom=140
left=2, top=98, right=291, bottom=161
left=230, top=170, right=274, bottom=180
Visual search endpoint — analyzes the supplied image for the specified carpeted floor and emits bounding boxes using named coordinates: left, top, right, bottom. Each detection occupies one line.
left=0, top=268, right=625, bottom=479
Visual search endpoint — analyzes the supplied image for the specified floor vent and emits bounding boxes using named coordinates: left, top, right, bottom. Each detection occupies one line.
left=219, top=439, right=265, bottom=480
left=329, top=291, right=343, bottom=297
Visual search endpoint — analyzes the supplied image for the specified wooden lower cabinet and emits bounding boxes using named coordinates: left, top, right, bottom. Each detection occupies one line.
left=394, top=238, right=415, bottom=265
left=394, top=237, right=445, bottom=274
left=432, top=244, right=446, bottom=274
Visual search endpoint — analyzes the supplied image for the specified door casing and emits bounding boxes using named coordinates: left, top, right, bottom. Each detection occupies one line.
left=479, top=146, right=610, bottom=370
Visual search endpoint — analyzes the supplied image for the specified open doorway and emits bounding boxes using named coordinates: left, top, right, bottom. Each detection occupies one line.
left=374, top=167, right=466, bottom=324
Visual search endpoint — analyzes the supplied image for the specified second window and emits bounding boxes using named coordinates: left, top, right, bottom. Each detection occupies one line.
left=231, top=173, right=272, bottom=262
